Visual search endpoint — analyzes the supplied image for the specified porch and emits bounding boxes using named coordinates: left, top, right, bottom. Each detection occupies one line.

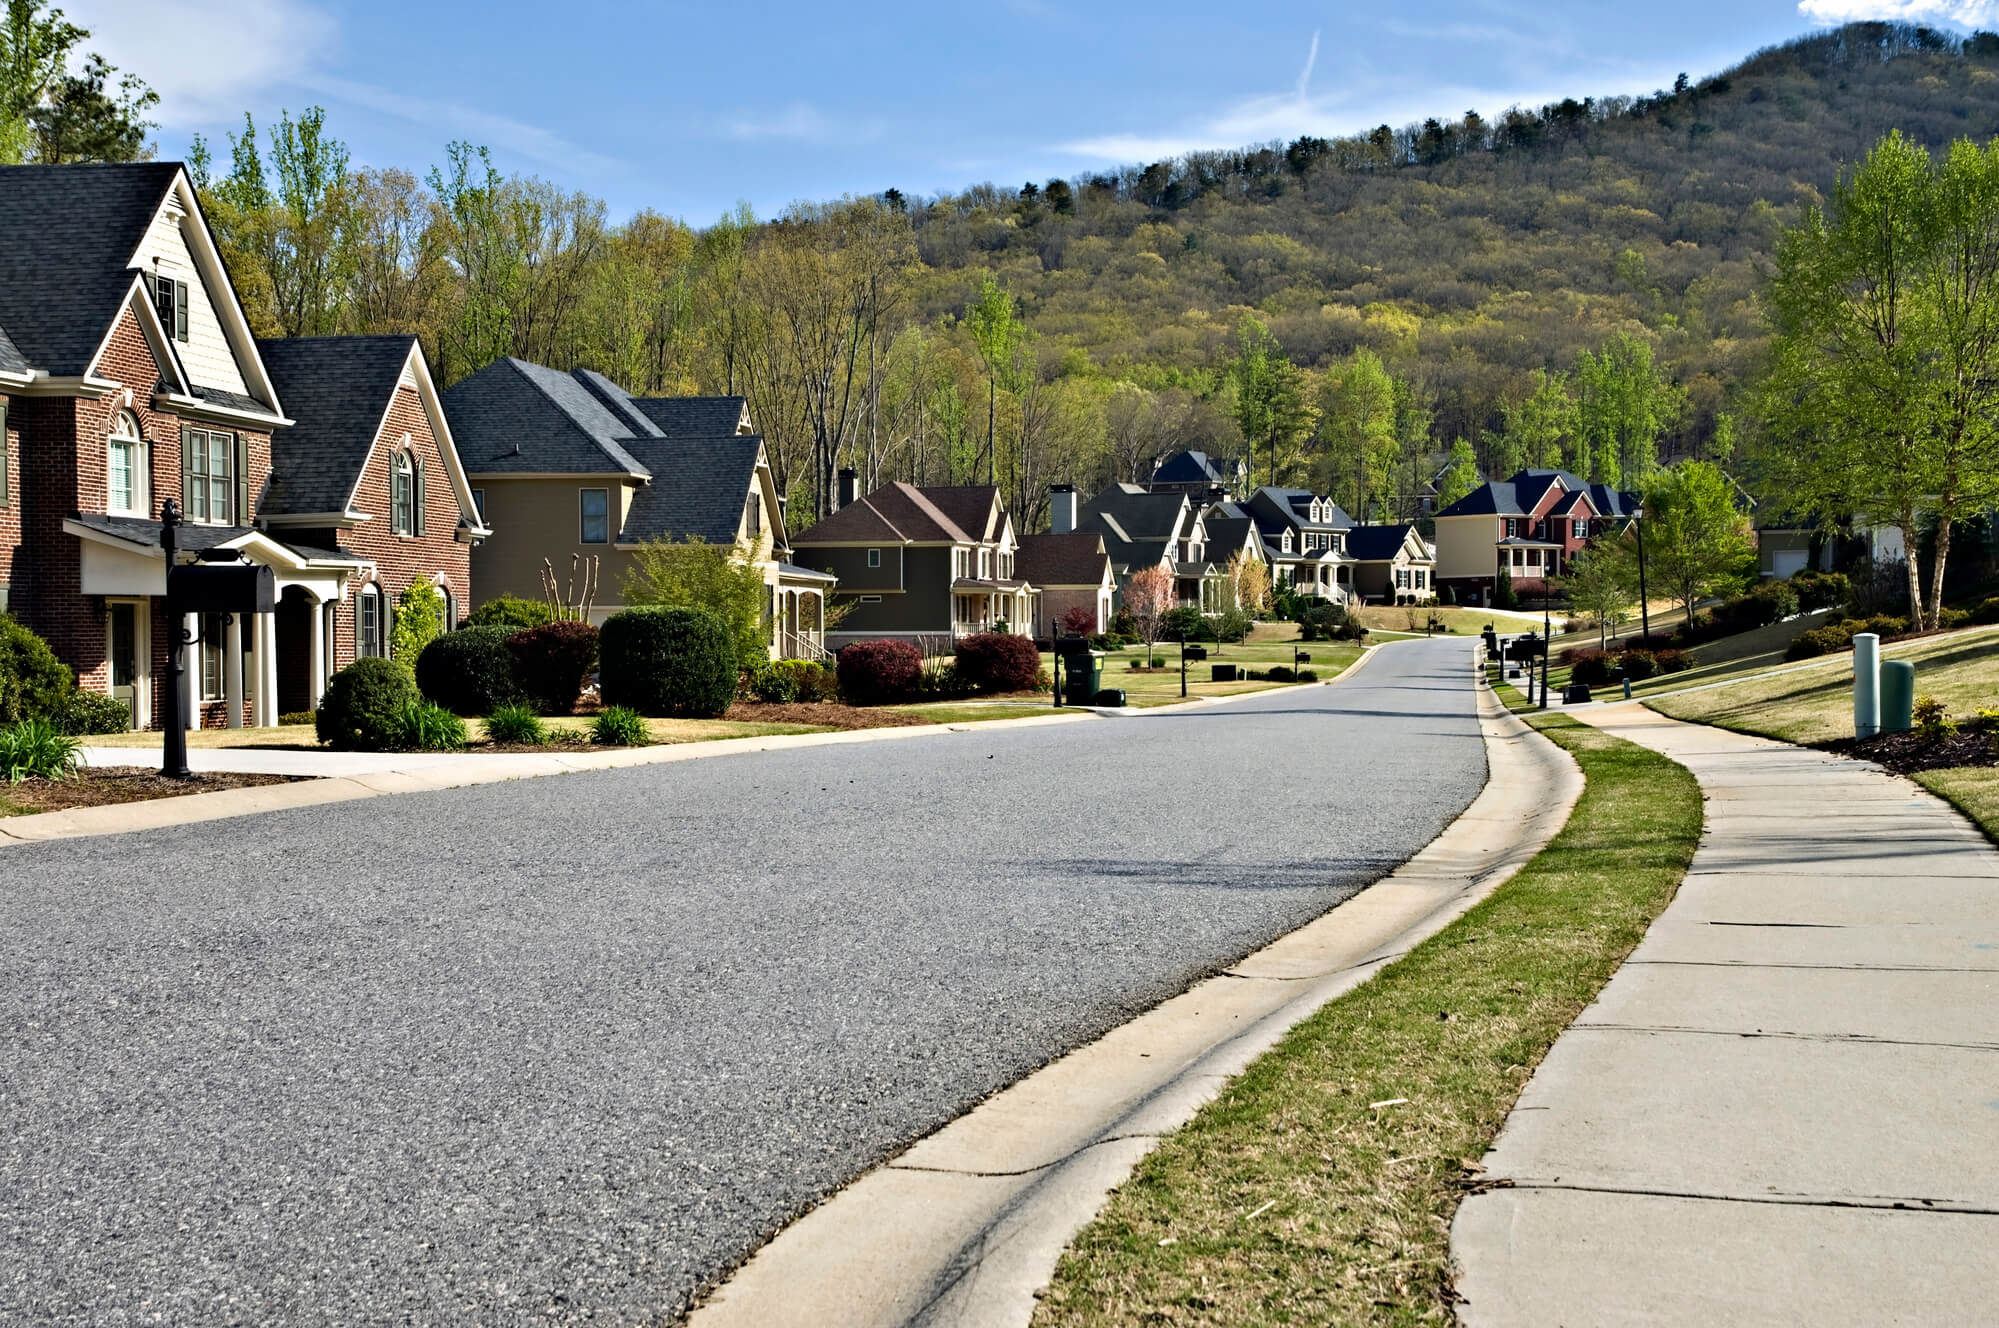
left=773, top=563, right=836, bottom=661
left=952, top=580, right=1036, bottom=637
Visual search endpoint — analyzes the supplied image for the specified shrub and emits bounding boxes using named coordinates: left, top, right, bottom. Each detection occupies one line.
left=1160, top=606, right=1203, bottom=640
left=507, top=620, right=598, bottom=714
left=1862, top=614, right=1909, bottom=639
left=1914, top=694, right=1958, bottom=743
left=623, top=536, right=769, bottom=666
left=0, top=615, right=77, bottom=726
left=1566, top=649, right=1616, bottom=686
left=1296, top=668, right=1319, bottom=682
left=1937, top=607, right=1970, bottom=630
left=390, top=580, right=444, bottom=668
left=599, top=606, right=739, bottom=718
left=485, top=703, right=548, bottom=745
left=792, top=660, right=838, bottom=702
left=415, top=627, right=519, bottom=716
left=1785, top=624, right=1855, bottom=661
left=279, top=710, right=315, bottom=727
left=0, top=718, right=82, bottom=782
left=1970, top=597, right=1999, bottom=626
left=1299, top=602, right=1365, bottom=642
left=316, top=657, right=420, bottom=751
left=397, top=700, right=468, bottom=752
left=592, top=705, right=649, bottom=746
left=1712, top=581, right=1798, bottom=634
left=750, top=659, right=801, bottom=703
left=1618, top=650, right=1659, bottom=681
left=1214, top=607, right=1251, bottom=643
left=1057, top=604, right=1097, bottom=637
left=836, top=639, right=923, bottom=705
left=914, top=658, right=976, bottom=701
left=1789, top=569, right=1849, bottom=612
left=1265, top=665, right=1296, bottom=682
left=953, top=633, right=1042, bottom=693
left=57, top=689, right=134, bottom=735
left=1650, top=648, right=1694, bottom=674
left=467, top=595, right=558, bottom=632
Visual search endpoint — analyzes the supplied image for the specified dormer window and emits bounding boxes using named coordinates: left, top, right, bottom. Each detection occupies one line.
left=978, top=548, right=990, bottom=579
left=107, top=411, right=149, bottom=517
left=152, top=273, right=188, bottom=343
left=1281, top=531, right=1293, bottom=553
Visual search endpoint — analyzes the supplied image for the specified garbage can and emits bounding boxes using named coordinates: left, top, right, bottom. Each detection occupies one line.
left=1562, top=683, right=1593, bottom=705
left=1880, top=659, right=1916, bottom=734
left=1094, top=688, right=1128, bottom=707
left=1055, top=643, right=1103, bottom=706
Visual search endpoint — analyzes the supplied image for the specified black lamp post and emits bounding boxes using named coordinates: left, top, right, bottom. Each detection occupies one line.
left=159, top=499, right=192, bottom=779
left=1633, top=502, right=1650, bottom=644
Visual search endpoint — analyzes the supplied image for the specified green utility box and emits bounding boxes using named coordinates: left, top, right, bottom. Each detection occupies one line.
left=1880, top=659, right=1916, bottom=734
left=1055, top=644, right=1104, bottom=705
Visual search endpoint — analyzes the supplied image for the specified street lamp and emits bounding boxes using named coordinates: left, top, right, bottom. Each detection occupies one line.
left=1632, top=502, right=1650, bottom=644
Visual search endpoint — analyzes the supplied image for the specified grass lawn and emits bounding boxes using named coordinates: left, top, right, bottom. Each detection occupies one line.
left=1073, top=640, right=1366, bottom=708
left=1646, top=624, right=1999, bottom=745
left=1533, top=610, right=1840, bottom=702
left=888, top=701, right=1068, bottom=724
left=84, top=714, right=831, bottom=750
left=1032, top=714, right=1702, bottom=1327
left=1352, top=605, right=1492, bottom=636
left=1914, top=766, right=1999, bottom=843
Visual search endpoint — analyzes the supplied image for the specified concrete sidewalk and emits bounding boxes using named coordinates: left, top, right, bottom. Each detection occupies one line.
left=1452, top=703, right=1999, bottom=1326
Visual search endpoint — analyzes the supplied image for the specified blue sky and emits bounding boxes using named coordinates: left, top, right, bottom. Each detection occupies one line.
left=63, top=0, right=1999, bottom=226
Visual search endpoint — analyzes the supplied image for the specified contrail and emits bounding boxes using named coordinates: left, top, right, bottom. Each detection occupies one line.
left=1297, top=29, right=1321, bottom=101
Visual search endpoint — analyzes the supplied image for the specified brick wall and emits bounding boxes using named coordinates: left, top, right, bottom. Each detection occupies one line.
left=0, top=390, right=19, bottom=611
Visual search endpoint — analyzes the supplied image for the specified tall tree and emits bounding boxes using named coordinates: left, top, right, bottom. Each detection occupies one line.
left=1576, top=333, right=1681, bottom=487
left=1318, top=349, right=1398, bottom=519
left=1435, top=436, right=1482, bottom=510
left=965, top=276, right=1025, bottom=488
left=1557, top=543, right=1637, bottom=647
left=28, top=51, right=153, bottom=162
left=1640, top=461, right=1753, bottom=627
left=1496, top=370, right=1578, bottom=476
left=1225, top=315, right=1310, bottom=489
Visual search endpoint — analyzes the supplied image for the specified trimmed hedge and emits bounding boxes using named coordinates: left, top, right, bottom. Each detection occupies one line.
left=598, top=606, right=738, bottom=718
left=317, top=657, right=420, bottom=750
left=1567, top=649, right=1617, bottom=687
left=954, top=633, right=1041, bottom=694
left=750, top=658, right=837, bottom=704
left=415, top=627, right=519, bottom=715
left=837, top=639, right=923, bottom=705
left=507, top=620, right=598, bottom=714
left=0, top=615, right=77, bottom=726
left=466, top=595, right=558, bottom=632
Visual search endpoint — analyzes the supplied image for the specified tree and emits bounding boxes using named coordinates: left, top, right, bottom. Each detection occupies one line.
left=1496, top=370, right=1579, bottom=476
left=965, top=276, right=1025, bottom=488
left=1576, top=333, right=1680, bottom=487
left=1122, top=564, right=1175, bottom=657
left=1435, top=437, right=1482, bottom=510
left=1558, top=543, right=1637, bottom=647
left=1640, top=461, right=1753, bottom=627
left=623, top=536, right=769, bottom=665
left=390, top=578, right=443, bottom=669
left=1762, top=130, right=1999, bottom=630
left=1226, top=549, right=1271, bottom=617
left=1, top=1, right=151, bottom=164
left=1318, top=349, right=1398, bottom=519
left=1226, top=316, right=1311, bottom=490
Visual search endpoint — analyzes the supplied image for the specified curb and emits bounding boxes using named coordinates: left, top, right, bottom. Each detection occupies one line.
left=686, top=654, right=1586, bottom=1328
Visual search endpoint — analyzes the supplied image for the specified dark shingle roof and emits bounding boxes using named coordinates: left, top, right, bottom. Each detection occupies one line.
left=0, top=163, right=183, bottom=376
left=0, top=323, right=28, bottom=375
left=443, top=358, right=651, bottom=477
left=1150, top=449, right=1241, bottom=486
left=617, top=434, right=765, bottom=544
left=1436, top=469, right=1640, bottom=520
left=257, top=336, right=416, bottom=514
left=792, top=483, right=999, bottom=546
left=923, top=486, right=1001, bottom=541
left=1017, top=532, right=1110, bottom=587
left=1344, top=523, right=1422, bottom=561
left=571, top=368, right=666, bottom=439
left=631, top=395, right=748, bottom=438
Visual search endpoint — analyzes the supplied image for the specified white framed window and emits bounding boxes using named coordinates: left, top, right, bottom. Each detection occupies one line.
left=978, top=549, right=990, bottom=579
left=580, top=488, right=609, bottom=544
left=390, top=451, right=424, bottom=536
left=1573, top=518, right=1588, bottom=539
left=183, top=427, right=238, bottom=524
left=108, top=410, right=149, bottom=516
left=859, top=594, right=882, bottom=603
left=357, top=585, right=384, bottom=658
left=199, top=612, right=226, bottom=701
left=867, top=547, right=882, bottom=568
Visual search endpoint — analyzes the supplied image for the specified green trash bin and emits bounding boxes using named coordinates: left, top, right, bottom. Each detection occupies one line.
left=1880, top=659, right=1915, bottom=734
left=1055, top=644, right=1103, bottom=706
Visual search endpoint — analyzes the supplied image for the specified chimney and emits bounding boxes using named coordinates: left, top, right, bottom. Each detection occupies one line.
left=1050, top=483, right=1077, bottom=534
left=837, top=468, right=859, bottom=510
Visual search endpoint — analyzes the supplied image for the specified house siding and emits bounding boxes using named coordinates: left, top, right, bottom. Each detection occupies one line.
left=131, top=200, right=250, bottom=396
left=469, top=476, right=644, bottom=621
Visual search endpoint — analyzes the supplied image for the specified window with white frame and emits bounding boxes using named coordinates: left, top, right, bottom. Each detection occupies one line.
left=390, top=451, right=424, bottom=536
left=108, top=411, right=149, bottom=516
left=152, top=274, right=189, bottom=342
left=357, top=585, right=384, bottom=658
left=978, top=549, right=990, bottom=579
left=1573, top=518, right=1588, bottom=539
left=867, top=547, right=881, bottom=568
left=1504, top=517, right=1519, bottom=538
left=580, top=488, right=609, bottom=544
left=199, top=613, right=226, bottom=701
left=183, top=427, right=237, bottom=524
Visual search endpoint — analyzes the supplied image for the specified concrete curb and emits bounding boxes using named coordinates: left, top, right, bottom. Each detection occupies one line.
left=686, top=662, right=1585, bottom=1328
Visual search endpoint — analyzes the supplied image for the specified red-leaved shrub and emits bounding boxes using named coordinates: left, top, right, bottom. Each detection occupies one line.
left=953, top=633, right=1042, bottom=694
left=836, top=639, right=923, bottom=705
left=506, top=620, right=599, bottom=714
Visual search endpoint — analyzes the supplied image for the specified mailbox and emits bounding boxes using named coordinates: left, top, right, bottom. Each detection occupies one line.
left=168, top=561, right=275, bottom=614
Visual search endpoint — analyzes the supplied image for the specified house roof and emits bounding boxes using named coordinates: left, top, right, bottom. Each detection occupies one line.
left=256, top=335, right=418, bottom=514
left=1437, top=468, right=1641, bottom=520
left=631, top=395, right=749, bottom=438
left=0, top=323, right=30, bottom=376
left=1150, top=449, right=1242, bottom=486
left=1017, top=532, right=1110, bottom=587
left=923, top=486, right=1002, bottom=542
left=1344, top=523, right=1424, bottom=562
left=67, top=512, right=353, bottom=563
left=1082, top=483, right=1190, bottom=540
left=617, top=434, right=766, bottom=544
left=0, top=163, right=184, bottom=376
left=1246, top=486, right=1352, bottom=535
left=792, top=482, right=1005, bottom=546
left=443, top=357, right=652, bottom=477
left=571, top=368, right=667, bottom=440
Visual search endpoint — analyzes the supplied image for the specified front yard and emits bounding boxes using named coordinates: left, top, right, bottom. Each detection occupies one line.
left=1076, top=636, right=1365, bottom=708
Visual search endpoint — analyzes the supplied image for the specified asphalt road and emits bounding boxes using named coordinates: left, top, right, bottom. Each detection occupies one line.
left=1, top=637, right=1486, bottom=1326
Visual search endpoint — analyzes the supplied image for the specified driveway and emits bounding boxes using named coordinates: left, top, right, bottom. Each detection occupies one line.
left=1, top=638, right=1486, bottom=1326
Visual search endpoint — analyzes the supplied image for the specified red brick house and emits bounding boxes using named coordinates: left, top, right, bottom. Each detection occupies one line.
left=1432, top=468, right=1639, bottom=605
left=0, top=163, right=484, bottom=729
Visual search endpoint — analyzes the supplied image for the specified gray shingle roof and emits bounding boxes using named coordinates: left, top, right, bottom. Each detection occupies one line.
left=631, top=395, right=748, bottom=438
left=443, top=358, right=651, bottom=477
left=1017, top=532, right=1110, bottom=587
left=617, top=434, right=764, bottom=544
left=1344, top=523, right=1424, bottom=561
left=1150, top=449, right=1242, bottom=486
left=571, top=368, right=666, bottom=439
left=1436, top=468, right=1640, bottom=520
left=0, top=163, right=183, bottom=376
left=257, top=336, right=416, bottom=514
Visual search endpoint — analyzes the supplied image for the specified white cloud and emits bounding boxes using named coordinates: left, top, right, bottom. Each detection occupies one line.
left=724, top=103, right=882, bottom=146
left=1797, top=0, right=1999, bottom=23
left=298, top=75, right=623, bottom=178
left=63, top=0, right=334, bottom=125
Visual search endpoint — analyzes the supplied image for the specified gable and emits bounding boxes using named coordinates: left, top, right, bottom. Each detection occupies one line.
left=129, top=191, right=248, bottom=396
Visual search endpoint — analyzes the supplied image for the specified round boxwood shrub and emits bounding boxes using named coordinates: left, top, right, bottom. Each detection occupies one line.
left=0, top=615, right=78, bottom=726
left=415, top=626, right=520, bottom=715
left=317, top=656, right=420, bottom=750
left=507, top=620, right=599, bottom=714
left=837, top=639, right=923, bottom=705
left=953, top=632, right=1042, bottom=694
left=1786, top=624, right=1855, bottom=661
left=1617, top=649, right=1660, bottom=681
left=466, top=594, right=557, bottom=632
left=598, top=606, right=738, bottom=718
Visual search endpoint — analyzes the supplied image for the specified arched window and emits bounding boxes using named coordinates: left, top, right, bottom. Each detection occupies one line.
left=357, top=584, right=384, bottom=658
left=440, top=586, right=456, bottom=632
left=108, top=410, right=149, bottom=516
left=391, top=452, right=414, bottom=535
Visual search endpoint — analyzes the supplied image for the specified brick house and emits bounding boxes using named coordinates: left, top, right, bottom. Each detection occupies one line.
left=1017, top=529, right=1114, bottom=638
left=0, top=163, right=484, bottom=729
left=1432, top=468, right=1639, bottom=605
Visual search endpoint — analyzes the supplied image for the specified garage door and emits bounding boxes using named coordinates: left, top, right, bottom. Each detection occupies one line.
left=1769, top=549, right=1807, bottom=578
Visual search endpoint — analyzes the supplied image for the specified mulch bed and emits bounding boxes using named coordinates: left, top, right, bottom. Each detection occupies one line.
left=1, top=766, right=304, bottom=815
left=475, top=735, right=596, bottom=755
left=723, top=702, right=932, bottom=731
left=1825, top=728, right=1999, bottom=775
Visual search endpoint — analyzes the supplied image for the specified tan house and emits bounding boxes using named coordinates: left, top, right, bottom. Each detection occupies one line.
left=1343, top=524, right=1437, bottom=604
left=1018, top=531, right=1114, bottom=638
left=442, top=359, right=832, bottom=658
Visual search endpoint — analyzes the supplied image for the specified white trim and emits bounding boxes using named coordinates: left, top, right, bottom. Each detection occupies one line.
left=152, top=389, right=291, bottom=429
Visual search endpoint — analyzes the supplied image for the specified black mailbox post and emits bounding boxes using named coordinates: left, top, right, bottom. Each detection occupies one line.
left=159, top=501, right=274, bottom=777
left=168, top=559, right=276, bottom=615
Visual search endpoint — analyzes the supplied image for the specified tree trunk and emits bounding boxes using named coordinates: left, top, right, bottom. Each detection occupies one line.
left=1926, top=518, right=1952, bottom=633
left=1902, top=520, right=1925, bottom=629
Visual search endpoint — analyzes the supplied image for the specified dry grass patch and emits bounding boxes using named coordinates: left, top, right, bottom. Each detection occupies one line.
left=1032, top=715, right=1700, bottom=1327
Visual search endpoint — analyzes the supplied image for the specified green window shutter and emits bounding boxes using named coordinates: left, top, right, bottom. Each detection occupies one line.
left=181, top=426, right=196, bottom=514
left=174, top=282, right=189, bottom=341
left=414, top=459, right=425, bottom=535
left=234, top=434, right=249, bottom=524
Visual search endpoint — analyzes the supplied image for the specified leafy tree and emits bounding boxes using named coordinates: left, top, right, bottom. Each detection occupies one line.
left=1496, top=370, right=1579, bottom=476
left=1435, top=436, right=1483, bottom=510
left=1576, top=333, right=1681, bottom=487
left=623, top=536, right=769, bottom=665
left=965, top=275, right=1025, bottom=487
left=390, top=579, right=444, bottom=670
left=1226, top=548, right=1271, bottom=616
left=1226, top=316, right=1311, bottom=490
left=1318, top=349, right=1397, bottom=519
left=1558, top=544, right=1637, bottom=647
left=0, top=0, right=151, bottom=164
left=1640, top=461, right=1754, bottom=627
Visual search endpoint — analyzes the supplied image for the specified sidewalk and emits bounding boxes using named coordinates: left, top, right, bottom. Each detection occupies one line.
left=1452, top=703, right=1999, bottom=1324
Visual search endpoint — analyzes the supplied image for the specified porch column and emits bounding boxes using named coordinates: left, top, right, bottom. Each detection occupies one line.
left=307, top=598, right=327, bottom=710
left=224, top=614, right=245, bottom=729
left=254, top=612, right=278, bottom=727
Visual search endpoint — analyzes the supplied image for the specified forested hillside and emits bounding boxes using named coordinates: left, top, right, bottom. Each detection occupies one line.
left=12, top=4, right=1995, bottom=528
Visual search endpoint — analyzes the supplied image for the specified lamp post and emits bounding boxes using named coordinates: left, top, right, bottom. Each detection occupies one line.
left=1633, top=502, right=1650, bottom=644
left=159, top=499, right=192, bottom=779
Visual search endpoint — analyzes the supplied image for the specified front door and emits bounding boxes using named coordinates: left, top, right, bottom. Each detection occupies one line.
left=108, top=602, right=140, bottom=729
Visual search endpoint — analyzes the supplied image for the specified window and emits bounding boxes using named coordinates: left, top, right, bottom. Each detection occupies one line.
left=391, top=452, right=424, bottom=536
left=1395, top=568, right=1411, bottom=590
left=108, top=411, right=149, bottom=516
left=153, top=274, right=189, bottom=342
left=859, top=594, right=882, bottom=603
left=199, top=613, right=226, bottom=701
left=357, top=585, right=383, bottom=658
left=470, top=488, right=486, bottom=523
left=745, top=492, right=762, bottom=536
left=580, top=488, right=609, bottom=544
left=1504, top=518, right=1519, bottom=538
left=440, top=588, right=456, bottom=632
left=1573, top=518, right=1588, bottom=539
left=1281, top=531, right=1292, bottom=552
left=182, top=427, right=240, bottom=524
left=867, top=547, right=882, bottom=568
left=978, top=549, right=990, bottom=579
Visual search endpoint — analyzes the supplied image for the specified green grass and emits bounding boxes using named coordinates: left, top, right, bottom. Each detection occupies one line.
left=1914, top=766, right=1999, bottom=843
left=889, top=702, right=1068, bottom=724
left=1070, top=640, right=1366, bottom=707
left=1033, top=715, right=1702, bottom=1327
left=1647, top=624, right=1999, bottom=744
left=1538, top=610, right=1840, bottom=701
